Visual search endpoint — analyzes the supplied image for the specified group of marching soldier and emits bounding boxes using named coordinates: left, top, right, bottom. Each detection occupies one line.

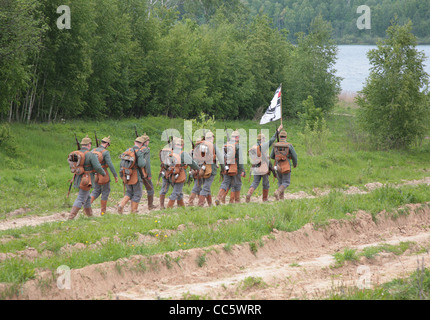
left=67, top=124, right=297, bottom=220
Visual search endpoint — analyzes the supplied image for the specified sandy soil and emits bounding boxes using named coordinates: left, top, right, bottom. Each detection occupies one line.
left=1, top=177, right=429, bottom=300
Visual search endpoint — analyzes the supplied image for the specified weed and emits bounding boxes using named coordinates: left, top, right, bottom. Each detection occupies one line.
left=197, top=253, right=206, bottom=267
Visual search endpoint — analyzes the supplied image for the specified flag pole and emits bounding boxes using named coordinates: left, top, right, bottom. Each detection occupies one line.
left=280, top=83, right=283, bottom=127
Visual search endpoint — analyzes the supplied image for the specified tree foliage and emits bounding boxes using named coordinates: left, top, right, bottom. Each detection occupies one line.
left=356, top=20, right=430, bottom=149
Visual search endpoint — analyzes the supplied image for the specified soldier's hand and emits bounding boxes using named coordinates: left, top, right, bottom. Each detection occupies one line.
left=240, top=172, right=245, bottom=177
left=115, top=177, right=119, bottom=183
left=278, top=124, right=283, bottom=132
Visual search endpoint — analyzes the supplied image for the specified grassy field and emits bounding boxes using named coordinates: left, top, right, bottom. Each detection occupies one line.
left=0, top=100, right=429, bottom=298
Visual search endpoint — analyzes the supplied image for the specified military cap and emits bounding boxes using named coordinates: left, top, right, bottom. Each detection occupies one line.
left=141, top=133, right=150, bottom=143
left=101, top=136, right=111, bottom=144
left=81, top=135, right=92, bottom=145
left=135, top=136, right=145, bottom=144
left=279, top=130, right=287, bottom=138
left=205, top=131, right=214, bottom=139
left=257, top=133, right=266, bottom=140
left=231, top=130, right=240, bottom=138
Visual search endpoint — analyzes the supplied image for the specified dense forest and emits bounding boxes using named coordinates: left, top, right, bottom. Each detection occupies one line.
left=244, top=0, right=430, bottom=44
left=1, top=0, right=427, bottom=123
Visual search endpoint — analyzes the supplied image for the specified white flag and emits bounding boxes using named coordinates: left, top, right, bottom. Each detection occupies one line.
left=260, top=85, right=282, bottom=125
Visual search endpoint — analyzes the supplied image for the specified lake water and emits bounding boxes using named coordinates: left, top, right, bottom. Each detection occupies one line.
left=336, top=45, right=430, bottom=93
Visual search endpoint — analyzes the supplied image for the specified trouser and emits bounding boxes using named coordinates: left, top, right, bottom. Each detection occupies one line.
left=91, top=182, right=111, bottom=201
left=169, top=182, right=184, bottom=201
left=73, top=189, right=91, bottom=209
left=125, top=181, right=143, bottom=203
left=277, top=172, right=291, bottom=189
left=191, top=174, right=215, bottom=196
left=250, top=174, right=270, bottom=190
left=220, top=174, right=242, bottom=192
left=159, top=177, right=171, bottom=196
left=143, top=178, right=155, bottom=196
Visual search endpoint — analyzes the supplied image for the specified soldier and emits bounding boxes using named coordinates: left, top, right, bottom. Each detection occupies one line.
left=215, top=130, right=245, bottom=205
left=246, top=125, right=282, bottom=203
left=189, top=131, right=225, bottom=207
left=139, top=133, right=157, bottom=210
left=270, top=130, right=298, bottom=200
left=117, top=136, right=147, bottom=214
left=90, top=136, right=119, bottom=215
left=165, top=137, right=199, bottom=208
left=68, top=135, right=106, bottom=220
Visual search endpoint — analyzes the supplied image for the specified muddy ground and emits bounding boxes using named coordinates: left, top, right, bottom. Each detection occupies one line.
left=1, top=178, right=429, bottom=300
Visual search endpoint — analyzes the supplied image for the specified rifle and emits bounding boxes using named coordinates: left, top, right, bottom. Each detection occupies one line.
left=94, top=131, right=99, bottom=148
left=67, top=134, right=81, bottom=198
left=133, top=126, right=153, bottom=191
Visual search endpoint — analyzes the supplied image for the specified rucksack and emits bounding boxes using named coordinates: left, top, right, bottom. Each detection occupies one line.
left=223, top=142, right=237, bottom=176
left=249, top=144, right=269, bottom=175
left=119, top=148, right=138, bottom=185
left=165, top=151, right=187, bottom=184
left=273, top=142, right=291, bottom=174
left=92, top=148, right=110, bottom=185
left=68, top=150, right=89, bottom=176
left=193, top=140, right=214, bottom=179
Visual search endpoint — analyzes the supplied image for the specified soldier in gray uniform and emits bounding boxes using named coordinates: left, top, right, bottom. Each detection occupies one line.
left=189, top=131, right=225, bottom=207
left=215, top=130, right=245, bottom=205
left=270, top=130, right=298, bottom=200
left=246, top=125, right=282, bottom=203
left=90, top=136, right=118, bottom=214
left=139, top=133, right=157, bottom=210
left=69, top=135, right=106, bottom=220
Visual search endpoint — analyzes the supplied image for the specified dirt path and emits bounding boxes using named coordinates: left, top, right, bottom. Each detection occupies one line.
left=1, top=177, right=429, bottom=300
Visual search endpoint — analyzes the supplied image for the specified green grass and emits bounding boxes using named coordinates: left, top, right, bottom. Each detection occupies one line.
left=0, top=102, right=429, bottom=296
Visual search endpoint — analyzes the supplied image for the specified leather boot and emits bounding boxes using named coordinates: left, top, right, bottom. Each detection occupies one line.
left=188, top=193, right=197, bottom=206
left=206, top=195, right=212, bottom=207
left=235, top=191, right=241, bottom=203
left=118, top=196, right=130, bottom=214
left=159, top=194, right=166, bottom=209
left=167, top=199, right=175, bottom=209
left=262, top=189, right=269, bottom=202
left=274, top=185, right=286, bottom=200
left=147, top=195, right=157, bottom=210
left=280, top=191, right=285, bottom=200
left=100, top=200, right=107, bottom=214
left=90, top=196, right=96, bottom=204
left=68, top=206, right=80, bottom=220
left=130, top=201, right=139, bottom=213
left=229, top=191, right=235, bottom=204
left=83, top=207, right=93, bottom=217
left=197, top=195, right=206, bottom=207
left=246, top=187, right=255, bottom=203
left=177, top=199, right=185, bottom=207
left=215, top=189, right=227, bottom=206
left=222, top=188, right=229, bottom=204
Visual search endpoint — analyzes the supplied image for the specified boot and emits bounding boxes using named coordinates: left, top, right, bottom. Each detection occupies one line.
left=159, top=194, right=166, bottom=209
left=274, top=185, right=286, bottom=200
left=229, top=191, right=235, bottom=204
left=90, top=196, right=96, bottom=204
left=262, top=189, right=269, bottom=202
left=246, top=187, right=255, bottom=203
left=68, top=206, right=80, bottom=220
left=188, top=193, right=197, bottom=206
left=83, top=207, right=93, bottom=217
left=130, top=201, right=139, bottom=213
left=197, top=195, right=206, bottom=207
left=147, top=195, right=157, bottom=210
left=221, top=188, right=230, bottom=204
left=215, top=189, right=227, bottom=206
left=206, top=195, right=212, bottom=207
left=100, top=200, right=107, bottom=215
left=280, top=191, right=285, bottom=200
left=118, top=196, right=130, bottom=214
left=235, top=191, right=241, bottom=203
left=167, top=199, right=175, bottom=209
left=177, top=199, right=185, bottom=207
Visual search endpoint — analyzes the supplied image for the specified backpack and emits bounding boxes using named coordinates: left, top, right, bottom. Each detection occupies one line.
left=193, top=140, right=214, bottom=179
left=68, top=150, right=89, bottom=176
left=119, top=148, right=138, bottom=185
left=165, top=151, right=187, bottom=184
left=273, top=142, right=291, bottom=174
left=223, top=142, right=237, bottom=176
left=92, top=148, right=110, bottom=185
left=249, top=144, right=269, bottom=175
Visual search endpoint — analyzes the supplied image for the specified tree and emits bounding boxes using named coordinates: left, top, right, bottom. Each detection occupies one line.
left=356, top=20, right=430, bottom=149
